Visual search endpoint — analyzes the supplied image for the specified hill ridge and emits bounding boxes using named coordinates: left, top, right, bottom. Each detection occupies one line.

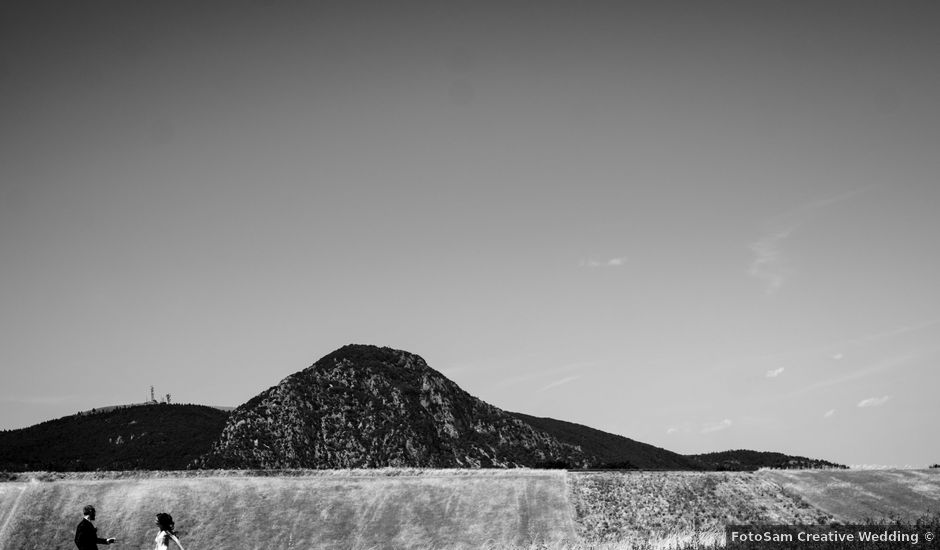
left=687, top=449, right=848, bottom=471
left=0, top=403, right=228, bottom=471
left=509, top=412, right=704, bottom=470
left=0, top=344, right=848, bottom=472
left=196, top=344, right=590, bottom=469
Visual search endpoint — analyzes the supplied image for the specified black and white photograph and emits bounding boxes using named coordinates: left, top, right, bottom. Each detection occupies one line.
left=1, top=1, right=939, bottom=548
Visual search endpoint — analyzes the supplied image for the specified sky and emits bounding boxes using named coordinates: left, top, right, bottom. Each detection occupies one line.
left=1, top=1, right=939, bottom=467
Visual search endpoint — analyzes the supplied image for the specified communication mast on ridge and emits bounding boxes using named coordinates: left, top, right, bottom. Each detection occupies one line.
left=150, top=385, right=156, bottom=403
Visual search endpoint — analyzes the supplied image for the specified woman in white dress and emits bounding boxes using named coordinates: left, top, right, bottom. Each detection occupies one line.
left=154, top=513, right=184, bottom=550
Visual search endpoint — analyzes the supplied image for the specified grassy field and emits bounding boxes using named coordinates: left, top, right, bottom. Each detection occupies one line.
left=0, top=468, right=937, bottom=549
left=568, top=471, right=830, bottom=547
left=760, top=468, right=940, bottom=522
left=0, top=469, right=576, bottom=550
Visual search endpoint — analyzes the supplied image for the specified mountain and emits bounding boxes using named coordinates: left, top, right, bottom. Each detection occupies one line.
left=509, top=413, right=705, bottom=470
left=686, top=450, right=848, bottom=471
left=0, top=345, right=849, bottom=472
left=0, top=404, right=228, bottom=472
left=195, top=344, right=590, bottom=469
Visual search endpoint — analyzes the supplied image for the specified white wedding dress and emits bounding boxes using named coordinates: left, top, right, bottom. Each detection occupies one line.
left=154, top=530, right=184, bottom=550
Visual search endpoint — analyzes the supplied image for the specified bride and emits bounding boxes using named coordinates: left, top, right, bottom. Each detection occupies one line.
left=154, top=513, right=184, bottom=550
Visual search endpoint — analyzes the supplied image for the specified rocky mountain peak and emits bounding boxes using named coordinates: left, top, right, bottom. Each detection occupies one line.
left=196, top=344, right=588, bottom=469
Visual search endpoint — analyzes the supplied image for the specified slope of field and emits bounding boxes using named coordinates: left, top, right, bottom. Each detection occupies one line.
left=0, top=470, right=576, bottom=550
left=760, top=468, right=940, bottom=522
left=567, top=471, right=832, bottom=546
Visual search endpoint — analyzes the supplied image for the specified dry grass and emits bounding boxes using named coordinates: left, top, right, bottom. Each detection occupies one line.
left=2, top=468, right=938, bottom=549
left=567, top=471, right=831, bottom=546
left=759, top=468, right=940, bottom=522
left=0, top=469, right=576, bottom=550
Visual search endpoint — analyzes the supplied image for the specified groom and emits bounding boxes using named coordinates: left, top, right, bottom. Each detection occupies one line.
left=74, top=505, right=117, bottom=549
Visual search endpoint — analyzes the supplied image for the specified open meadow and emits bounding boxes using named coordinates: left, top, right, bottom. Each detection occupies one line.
left=760, top=468, right=940, bottom=522
left=569, top=470, right=831, bottom=547
left=0, top=468, right=937, bottom=549
left=0, top=470, right=577, bottom=550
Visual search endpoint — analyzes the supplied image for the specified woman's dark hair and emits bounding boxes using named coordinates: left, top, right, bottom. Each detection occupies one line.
left=155, top=512, right=175, bottom=534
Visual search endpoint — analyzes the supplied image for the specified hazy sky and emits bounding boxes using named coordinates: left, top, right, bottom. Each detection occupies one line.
left=2, top=1, right=939, bottom=467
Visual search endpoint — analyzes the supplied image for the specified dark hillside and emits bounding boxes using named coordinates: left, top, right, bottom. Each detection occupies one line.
left=687, top=449, right=848, bottom=471
left=510, top=413, right=705, bottom=470
left=0, top=404, right=228, bottom=471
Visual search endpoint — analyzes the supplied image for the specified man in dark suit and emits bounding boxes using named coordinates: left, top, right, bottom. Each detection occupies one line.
left=74, top=505, right=117, bottom=549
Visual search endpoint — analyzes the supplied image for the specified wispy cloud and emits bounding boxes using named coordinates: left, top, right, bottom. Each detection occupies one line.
left=701, top=418, right=732, bottom=434
left=445, top=354, right=590, bottom=390
left=800, top=319, right=939, bottom=360
left=789, top=354, right=914, bottom=397
left=715, top=317, right=939, bottom=369
left=824, top=409, right=836, bottom=418
left=748, top=226, right=796, bottom=294
left=666, top=427, right=679, bottom=435
left=845, top=318, right=940, bottom=347
left=537, top=375, right=581, bottom=392
left=496, top=360, right=596, bottom=389
left=748, top=186, right=874, bottom=294
left=800, top=186, right=877, bottom=211
left=580, top=257, right=628, bottom=269
left=766, top=367, right=785, bottom=378
left=858, top=395, right=891, bottom=408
